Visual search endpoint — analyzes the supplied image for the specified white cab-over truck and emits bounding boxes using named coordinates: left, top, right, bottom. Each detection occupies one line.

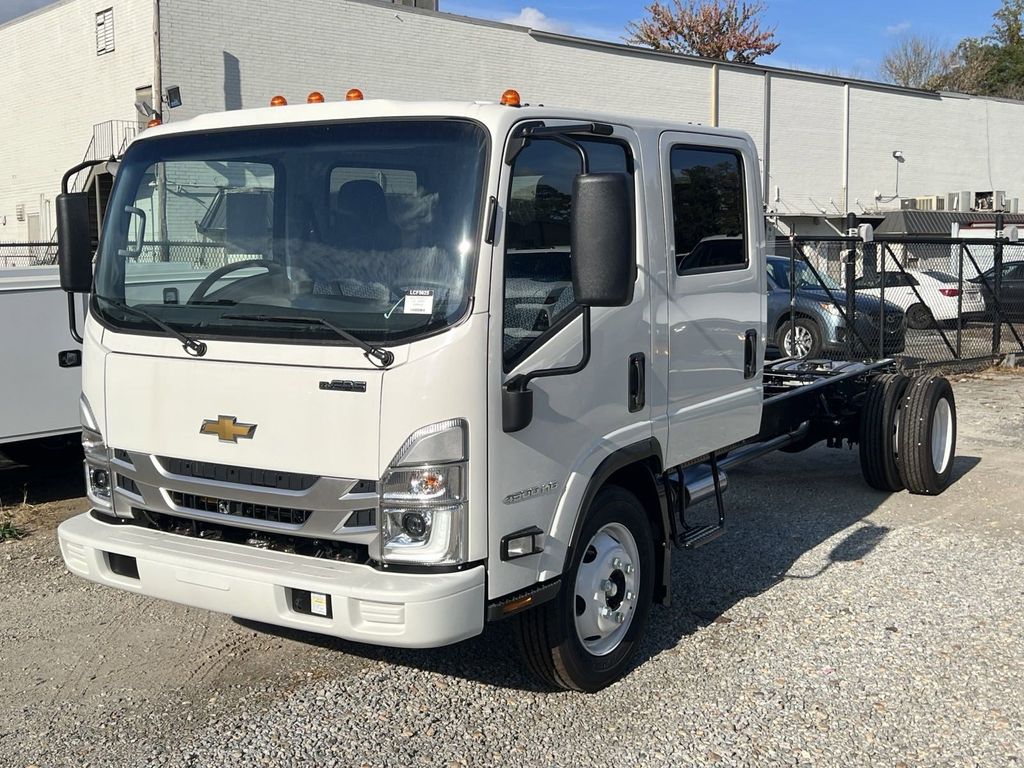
left=54, top=92, right=958, bottom=691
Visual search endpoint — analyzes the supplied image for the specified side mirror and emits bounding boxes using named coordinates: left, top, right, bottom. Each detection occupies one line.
left=56, top=192, right=94, bottom=293
left=570, top=173, right=634, bottom=307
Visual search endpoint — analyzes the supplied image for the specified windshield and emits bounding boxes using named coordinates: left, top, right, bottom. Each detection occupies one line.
left=767, top=258, right=841, bottom=291
left=94, top=120, right=489, bottom=346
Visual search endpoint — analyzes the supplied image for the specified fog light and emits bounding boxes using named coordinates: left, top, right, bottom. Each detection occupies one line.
left=402, top=511, right=427, bottom=539
left=90, top=468, right=110, bottom=493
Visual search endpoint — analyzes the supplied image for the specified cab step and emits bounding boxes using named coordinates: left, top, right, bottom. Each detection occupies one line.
left=668, top=453, right=727, bottom=550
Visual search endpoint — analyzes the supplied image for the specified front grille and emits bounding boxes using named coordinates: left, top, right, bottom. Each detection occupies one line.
left=160, top=457, right=319, bottom=491
left=112, top=449, right=133, bottom=465
left=116, top=474, right=141, bottom=495
left=169, top=491, right=312, bottom=526
left=343, top=508, right=376, bottom=528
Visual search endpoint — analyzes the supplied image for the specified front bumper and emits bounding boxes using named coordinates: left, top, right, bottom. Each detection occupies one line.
left=58, top=511, right=484, bottom=648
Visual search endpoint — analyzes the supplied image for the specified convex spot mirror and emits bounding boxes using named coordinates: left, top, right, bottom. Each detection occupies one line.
left=56, top=192, right=94, bottom=294
left=570, top=173, right=635, bottom=307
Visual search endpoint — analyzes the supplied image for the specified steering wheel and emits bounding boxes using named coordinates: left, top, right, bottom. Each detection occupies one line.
left=188, top=259, right=285, bottom=304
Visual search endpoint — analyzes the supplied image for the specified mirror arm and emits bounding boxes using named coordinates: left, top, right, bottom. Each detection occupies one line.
left=502, top=307, right=592, bottom=433
left=67, top=293, right=83, bottom=344
left=62, top=157, right=114, bottom=195
left=511, top=306, right=592, bottom=392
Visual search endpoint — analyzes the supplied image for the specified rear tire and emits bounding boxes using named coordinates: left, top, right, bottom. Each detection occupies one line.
left=897, top=375, right=957, bottom=495
left=515, top=486, right=654, bottom=692
left=859, top=373, right=909, bottom=491
left=906, top=303, right=934, bottom=330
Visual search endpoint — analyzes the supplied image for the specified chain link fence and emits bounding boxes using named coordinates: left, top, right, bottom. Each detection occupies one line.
left=771, top=233, right=1024, bottom=370
left=0, top=242, right=58, bottom=268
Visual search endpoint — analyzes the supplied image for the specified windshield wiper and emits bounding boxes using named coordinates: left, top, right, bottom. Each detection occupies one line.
left=221, top=313, right=394, bottom=367
left=97, top=296, right=208, bottom=357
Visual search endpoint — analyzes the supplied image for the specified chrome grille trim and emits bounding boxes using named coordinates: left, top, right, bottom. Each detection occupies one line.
left=109, top=449, right=379, bottom=544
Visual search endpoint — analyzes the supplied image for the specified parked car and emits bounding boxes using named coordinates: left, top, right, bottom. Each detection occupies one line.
left=969, top=260, right=1024, bottom=319
left=855, top=269, right=986, bottom=329
left=766, top=256, right=905, bottom=359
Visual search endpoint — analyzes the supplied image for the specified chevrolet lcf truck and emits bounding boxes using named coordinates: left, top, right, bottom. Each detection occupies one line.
left=53, top=90, right=957, bottom=691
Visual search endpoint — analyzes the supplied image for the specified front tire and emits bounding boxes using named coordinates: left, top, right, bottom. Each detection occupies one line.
left=516, top=486, right=655, bottom=692
left=776, top=317, right=822, bottom=359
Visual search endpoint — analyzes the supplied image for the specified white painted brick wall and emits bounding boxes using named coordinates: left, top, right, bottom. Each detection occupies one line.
left=2, top=0, right=1021, bottom=240
left=0, top=0, right=152, bottom=243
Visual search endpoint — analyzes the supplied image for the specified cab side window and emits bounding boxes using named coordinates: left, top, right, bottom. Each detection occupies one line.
left=503, top=136, right=632, bottom=368
left=670, top=146, right=747, bottom=274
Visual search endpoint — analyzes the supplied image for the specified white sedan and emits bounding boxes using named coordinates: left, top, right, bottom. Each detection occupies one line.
left=855, top=270, right=986, bottom=329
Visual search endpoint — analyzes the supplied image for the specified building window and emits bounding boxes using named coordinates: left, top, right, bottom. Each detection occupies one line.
left=96, top=8, right=114, bottom=55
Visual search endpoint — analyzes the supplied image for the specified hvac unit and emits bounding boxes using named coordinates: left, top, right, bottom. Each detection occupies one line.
left=900, top=198, right=917, bottom=210
left=913, top=195, right=944, bottom=211
left=957, top=191, right=972, bottom=213
left=974, top=191, right=995, bottom=211
left=995, top=191, right=1007, bottom=210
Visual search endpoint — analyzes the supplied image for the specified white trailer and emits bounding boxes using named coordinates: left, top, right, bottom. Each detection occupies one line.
left=0, top=266, right=83, bottom=464
left=51, top=92, right=958, bottom=691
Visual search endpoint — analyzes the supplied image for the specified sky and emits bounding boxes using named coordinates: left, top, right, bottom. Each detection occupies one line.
left=0, top=0, right=1004, bottom=79
left=441, top=0, right=1003, bottom=79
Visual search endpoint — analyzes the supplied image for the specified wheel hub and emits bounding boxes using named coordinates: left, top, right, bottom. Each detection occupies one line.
left=574, top=523, right=640, bottom=656
left=785, top=326, right=813, bottom=357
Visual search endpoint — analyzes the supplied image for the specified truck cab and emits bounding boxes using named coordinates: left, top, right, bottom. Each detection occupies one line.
left=53, top=93, right=821, bottom=691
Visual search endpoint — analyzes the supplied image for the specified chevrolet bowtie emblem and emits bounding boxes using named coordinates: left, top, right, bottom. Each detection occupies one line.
left=200, top=415, right=257, bottom=443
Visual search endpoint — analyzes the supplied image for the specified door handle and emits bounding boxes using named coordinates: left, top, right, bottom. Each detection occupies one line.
left=628, top=352, right=645, bottom=412
left=743, top=329, right=757, bottom=379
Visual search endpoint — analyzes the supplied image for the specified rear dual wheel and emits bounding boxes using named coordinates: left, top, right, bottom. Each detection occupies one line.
left=859, top=373, right=956, bottom=495
left=897, top=375, right=956, bottom=495
left=859, top=373, right=908, bottom=491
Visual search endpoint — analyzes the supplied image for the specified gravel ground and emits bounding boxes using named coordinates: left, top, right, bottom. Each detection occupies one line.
left=1, top=372, right=1023, bottom=768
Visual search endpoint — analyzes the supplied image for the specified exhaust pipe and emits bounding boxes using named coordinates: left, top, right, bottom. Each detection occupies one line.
left=682, top=466, right=728, bottom=507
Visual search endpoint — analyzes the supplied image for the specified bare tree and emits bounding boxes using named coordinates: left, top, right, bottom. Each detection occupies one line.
left=625, top=0, right=780, bottom=64
left=879, top=34, right=949, bottom=88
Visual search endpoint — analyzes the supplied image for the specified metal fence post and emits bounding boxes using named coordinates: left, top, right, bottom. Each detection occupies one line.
left=845, top=213, right=857, bottom=359
left=956, top=243, right=964, bottom=359
left=992, top=213, right=1004, bottom=356
left=789, top=233, right=796, bottom=357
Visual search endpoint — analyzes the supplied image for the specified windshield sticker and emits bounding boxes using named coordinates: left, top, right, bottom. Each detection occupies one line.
left=404, top=289, right=434, bottom=315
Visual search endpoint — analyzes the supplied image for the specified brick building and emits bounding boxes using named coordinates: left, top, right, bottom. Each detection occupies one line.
left=1, top=0, right=1021, bottom=245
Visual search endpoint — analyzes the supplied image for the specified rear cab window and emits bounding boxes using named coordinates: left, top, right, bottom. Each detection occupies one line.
left=669, top=146, right=747, bottom=274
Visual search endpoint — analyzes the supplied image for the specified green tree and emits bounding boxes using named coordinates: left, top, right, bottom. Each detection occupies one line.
left=928, top=0, right=1024, bottom=99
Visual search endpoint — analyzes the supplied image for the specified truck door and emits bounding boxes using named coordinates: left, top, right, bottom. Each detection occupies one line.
left=659, top=132, right=765, bottom=466
left=486, top=125, right=652, bottom=600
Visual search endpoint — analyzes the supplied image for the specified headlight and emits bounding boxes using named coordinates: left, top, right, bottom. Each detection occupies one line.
left=379, top=419, right=468, bottom=566
left=80, top=395, right=113, bottom=513
left=818, top=301, right=841, bottom=316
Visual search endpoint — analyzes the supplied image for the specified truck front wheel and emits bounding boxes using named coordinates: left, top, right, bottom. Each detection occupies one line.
left=516, top=486, right=654, bottom=692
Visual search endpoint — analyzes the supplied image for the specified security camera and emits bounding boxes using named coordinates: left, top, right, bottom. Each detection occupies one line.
left=892, top=150, right=905, bottom=162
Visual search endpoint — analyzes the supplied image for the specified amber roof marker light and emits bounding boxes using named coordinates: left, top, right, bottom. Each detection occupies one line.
left=307, top=91, right=325, bottom=103
left=270, top=95, right=288, bottom=107
left=346, top=88, right=364, bottom=101
left=500, top=89, right=522, bottom=107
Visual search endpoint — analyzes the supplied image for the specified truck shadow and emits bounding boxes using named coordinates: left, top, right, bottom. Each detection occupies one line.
left=0, top=450, right=85, bottom=507
left=237, top=448, right=981, bottom=693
